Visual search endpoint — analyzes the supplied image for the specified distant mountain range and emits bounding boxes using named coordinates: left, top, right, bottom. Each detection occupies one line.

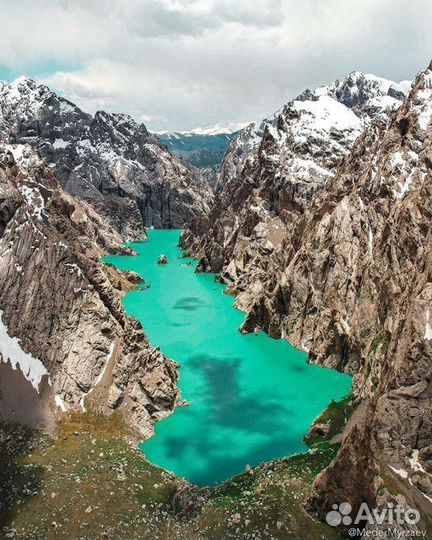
left=157, top=122, right=250, bottom=187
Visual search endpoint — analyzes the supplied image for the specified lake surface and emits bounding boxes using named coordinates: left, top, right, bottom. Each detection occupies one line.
left=104, top=230, right=352, bottom=486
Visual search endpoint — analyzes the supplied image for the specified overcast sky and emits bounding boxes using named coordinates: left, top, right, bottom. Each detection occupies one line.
left=0, top=0, right=431, bottom=131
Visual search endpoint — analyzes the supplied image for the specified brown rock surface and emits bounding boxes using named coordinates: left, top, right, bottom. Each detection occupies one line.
left=0, top=144, right=179, bottom=438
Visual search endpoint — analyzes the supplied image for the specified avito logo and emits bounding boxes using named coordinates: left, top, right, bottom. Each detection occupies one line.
left=326, top=502, right=420, bottom=527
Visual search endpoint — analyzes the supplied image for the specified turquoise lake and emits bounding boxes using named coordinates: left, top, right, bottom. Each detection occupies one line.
left=104, top=229, right=352, bottom=486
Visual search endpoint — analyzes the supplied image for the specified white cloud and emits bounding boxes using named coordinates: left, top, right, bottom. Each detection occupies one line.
left=0, top=0, right=431, bottom=130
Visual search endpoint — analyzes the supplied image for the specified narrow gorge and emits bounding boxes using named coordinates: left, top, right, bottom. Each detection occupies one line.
left=1, top=60, right=432, bottom=540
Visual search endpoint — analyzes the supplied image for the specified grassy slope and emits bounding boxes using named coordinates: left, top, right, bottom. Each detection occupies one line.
left=0, top=411, right=342, bottom=540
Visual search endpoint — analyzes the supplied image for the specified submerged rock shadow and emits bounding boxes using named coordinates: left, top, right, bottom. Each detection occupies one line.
left=173, top=297, right=207, bottom=311
left=161, top=430, right=305, bottom=486
left=188, top=354, right=295, bottom=434
left=149, top=352, right=308, bottom=486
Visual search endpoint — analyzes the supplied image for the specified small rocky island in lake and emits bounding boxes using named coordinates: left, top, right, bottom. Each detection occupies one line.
left=157, top=254, right=169, bottom=264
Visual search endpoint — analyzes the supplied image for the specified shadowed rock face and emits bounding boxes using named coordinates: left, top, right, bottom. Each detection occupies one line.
left=0, top=144, right=179, bottom=438
left=0, top=77, right=213, bottom=240
left=0, top=360, right=54, bottom=430
left=182, top=66, right=432, bottom=529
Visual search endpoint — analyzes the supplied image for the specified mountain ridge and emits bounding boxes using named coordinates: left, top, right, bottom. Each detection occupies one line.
left=0, top=77, right=213, bottom=239
left=214, top=70, right=411, bottom=193
left=0, top=142, right=179, bottom=437
left=156, top=121, right=251, bottom=136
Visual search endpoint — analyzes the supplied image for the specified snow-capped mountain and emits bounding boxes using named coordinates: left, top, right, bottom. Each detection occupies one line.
left=215, top=71, right=411, bottom=192
left=182, top=70, right=411, bottom=289
left=0, top=77, right=213, bottom=238
left=158, top=121, right=251, bottom=137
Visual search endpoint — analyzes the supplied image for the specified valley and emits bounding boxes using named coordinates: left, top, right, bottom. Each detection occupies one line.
left=158, top=125, right=247, bottom=188
left=1, top=59, right=432, bottom=540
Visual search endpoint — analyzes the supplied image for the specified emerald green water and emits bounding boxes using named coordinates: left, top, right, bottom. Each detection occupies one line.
left=104, top=230, right=351, bottom=486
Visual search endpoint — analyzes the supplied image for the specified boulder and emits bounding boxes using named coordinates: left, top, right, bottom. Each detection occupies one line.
left=157, top=254, right=168, bottom=264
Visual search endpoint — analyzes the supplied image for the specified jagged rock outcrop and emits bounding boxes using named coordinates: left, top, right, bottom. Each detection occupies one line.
left=214, top=119, right=269, bottom=194
left=182, top=67, right=432, bottom=529
left=157, top=254, right=169, bottom=264
left=0, top=77, right=213, bottom=239
left=0, top=144, right=179, bottom=437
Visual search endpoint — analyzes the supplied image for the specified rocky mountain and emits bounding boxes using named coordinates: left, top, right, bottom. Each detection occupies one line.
left=0, top=77, right=213, bottom=239
left=214, top=119, right=267, bottom=193
left=182, top=67, right=432, bottom=531
left=158, top=123, right=248, bottom=188
left=0, top=143, right=179, bottom=438
left=293, top=65, right=432, bottom=531
left=182, top=71, right=410, bottom=286
left=216, top=72, right=411, bottom=193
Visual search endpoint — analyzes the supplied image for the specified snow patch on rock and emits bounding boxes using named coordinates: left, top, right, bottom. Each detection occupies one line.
left=55, top=394, right=67, bottom=412
left=292, top=95, right=363, bottom=134
left=0, top=310, right=50, bottom=392
left=80, top=342, right=115, bottom=412
left=52, top=138, right=70, bottom=149
left=390, top=466, right=408, bottom=479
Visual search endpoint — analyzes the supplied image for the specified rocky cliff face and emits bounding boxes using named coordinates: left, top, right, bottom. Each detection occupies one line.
left=0, top=144, right=179, bottom=437
left=182, top=68, right=432, bottom=528
left=182, top=72, right=409, bottom=297
left=0, top=77, right=213, bottom=239
left=245, top=66, right=432, bottom=522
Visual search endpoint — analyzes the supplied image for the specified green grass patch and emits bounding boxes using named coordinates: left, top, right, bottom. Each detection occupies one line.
left=1, top=413, right=342, bottom=539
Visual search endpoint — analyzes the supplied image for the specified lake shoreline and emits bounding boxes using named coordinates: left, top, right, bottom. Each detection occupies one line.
left=104, top=229, right=352, bottom=486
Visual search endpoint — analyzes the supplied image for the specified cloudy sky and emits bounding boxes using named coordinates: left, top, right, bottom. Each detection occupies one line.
left=0, top=0, right=431, bottom=131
